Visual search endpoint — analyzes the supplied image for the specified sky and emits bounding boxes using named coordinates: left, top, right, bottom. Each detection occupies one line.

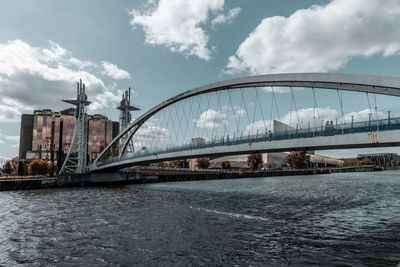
left=1, top=0, right=400, bottom=160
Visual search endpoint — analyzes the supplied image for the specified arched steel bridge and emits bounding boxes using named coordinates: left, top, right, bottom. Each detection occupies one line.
left=90, top=73, right=400, bottom=172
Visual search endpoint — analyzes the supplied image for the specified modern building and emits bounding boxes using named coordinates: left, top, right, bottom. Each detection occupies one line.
left=209, top=152, right=343, bottom=169
left=357, top=153, right=400, bottom=166
left=18, top=108, right=119, bottom=173
left=87, top=114, right=119, bottom=163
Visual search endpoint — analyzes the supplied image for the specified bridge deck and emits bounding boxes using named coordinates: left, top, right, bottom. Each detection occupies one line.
left=91, top=117, right=400, bottom=172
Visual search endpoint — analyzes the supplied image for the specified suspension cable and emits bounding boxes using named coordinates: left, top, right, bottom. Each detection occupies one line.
left=337, top=89, right=345, bottom=124
left=272, top=87, right=281, bottom=121
left=291, top=87, right=301, bottom=128
left=373, top=87, right=379, bottom=131
left=240, top=88, right=252, bottom=125
left=289, top=87, right=293, bottom=127
left=312, top=88, right=320, bottom=121
left=366, top=92, right=373, bottom=118
left=255, top=88, right=267, bottom=133
left=269, top=87, right=274, bottom=129
left=312, top=88, right=316, bottom=129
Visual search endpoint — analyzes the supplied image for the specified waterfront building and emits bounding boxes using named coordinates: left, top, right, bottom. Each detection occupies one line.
left=24, top=109, right=62, bottom=163
left=18, top=109, right=119, bottom=173
left=87, top=114, right=119, bottom=163
left=357, top=153, right=400, bottom=166
left=209, top=153, right=343, bottom=169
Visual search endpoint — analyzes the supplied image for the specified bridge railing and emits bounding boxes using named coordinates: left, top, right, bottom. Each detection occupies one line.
left=97, top=116, right=400, bottom=167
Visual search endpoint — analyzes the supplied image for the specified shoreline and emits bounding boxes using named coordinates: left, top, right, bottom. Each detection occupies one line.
left=0, top=165, right=388, bottom=192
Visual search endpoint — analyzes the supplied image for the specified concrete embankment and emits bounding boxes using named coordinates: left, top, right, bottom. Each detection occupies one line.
left=0, top=176, right=56, bottom=191
left=0, top=165, right=384, bottom=191
left=329, top=165, right=382, bottom=173
left=56, top=168, right=328, bottom=187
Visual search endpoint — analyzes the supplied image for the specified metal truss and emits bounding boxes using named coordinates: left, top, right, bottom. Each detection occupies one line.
left=59, top=79, right=91, bottom=175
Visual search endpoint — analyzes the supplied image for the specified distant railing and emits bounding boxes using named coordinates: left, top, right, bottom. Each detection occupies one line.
left=98, top=116, right=400, bottom=167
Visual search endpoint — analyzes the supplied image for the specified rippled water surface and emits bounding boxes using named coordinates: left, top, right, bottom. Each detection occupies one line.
left=0, top=171, right=399, bottom=266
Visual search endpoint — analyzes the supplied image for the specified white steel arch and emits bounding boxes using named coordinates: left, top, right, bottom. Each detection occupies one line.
left=90, top=73, right=400, bottom=170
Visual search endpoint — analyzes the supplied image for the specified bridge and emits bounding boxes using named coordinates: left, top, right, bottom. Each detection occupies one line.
left=61, top=73, right=400, bottom=174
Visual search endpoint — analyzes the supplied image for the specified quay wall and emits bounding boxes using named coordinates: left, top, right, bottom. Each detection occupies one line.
left=0, top=165, right=384, bottom=191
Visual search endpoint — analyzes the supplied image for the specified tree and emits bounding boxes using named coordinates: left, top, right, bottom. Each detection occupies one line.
left=47, top=162, right=58, bottom=176
left=220, top=160, right=231, bottom=169
left=168, top=160, right=189, bottom=168
left=23, top=162, right=29, bottom=175
left=195, top=158, right=210, bottom=169
left=28, top=160, right=49, bottom=175
left=1, top=160, right=13, bottom=175
left=0, top=156, right=19, bottom=175
left=342, top=159, right=360, bottom=167
left=10, top=156, right=19, bottom=174
left=359, top=157, right=373, bottom=166
left=284, top=150, right=311, bottom=169
left=247, top=153, right=263, bottom=170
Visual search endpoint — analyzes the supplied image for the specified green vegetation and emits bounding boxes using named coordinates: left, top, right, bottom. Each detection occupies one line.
left=284, top=150, right=311, bottom=169
left=247, top=153, right=263, bottom=170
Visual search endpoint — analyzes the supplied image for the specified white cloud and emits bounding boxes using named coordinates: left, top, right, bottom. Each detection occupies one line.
left=0, top=40, right=126, bottom=118
left=245, top=120, right=272, bottom=135
left=236, top=108, right=246, bottom=118
left=129, top=0, right=240, bottom=60
left=0, top=104, right=21, bottom=122
left=195, top=109, right=227, bottom=129
left=68, top=57, right=95, bottom=69
left=41, top=41, right=68, bottom=62
left=135, top=125, right=169, bottom=140
left=0, top=131, right=19, bottom=147
left=4, top=135, right=19, bottom=142
left=243, top=107, right=390, bottom=136
left=226, top=0, right=400, bottom=75
left=211, top=7, right=242, bottom=26
left=244, top=107, right=338, bottom=135
left=133, top=124, right=169, bottom=150
left=101, top=61, right=131, bottom=80
left=342, top=109, right=387, bottom=123
left=282, top=107, right=339, bottom=127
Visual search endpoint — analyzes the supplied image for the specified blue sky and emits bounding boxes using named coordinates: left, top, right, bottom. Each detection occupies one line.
left=1, top=0, right=400, bottom=160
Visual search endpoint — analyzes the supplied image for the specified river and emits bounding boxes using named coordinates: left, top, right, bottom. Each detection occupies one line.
left=0, top=171, right=399, bottom=266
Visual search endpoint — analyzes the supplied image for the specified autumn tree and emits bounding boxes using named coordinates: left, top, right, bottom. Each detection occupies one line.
left=359, top=157, right=373, bottom=166
left=195, top=158, right=210, bottom=169
left=247, top=153, right=263, bottom=170
left=284, top=150, right=311, bottom=169
left=168, top=160, right=189, bottom=168
left=342, top=159, right=360, bottom=167
left=10, top=156, right=19, bottom=174
left=28, top=160, right=49, bottom=175
left=1, top=160, right=13, bottom=175
left=220, top=160, right=231, bottom=169
left=47, top=162, right=58, bottom=176
left=0, top=156, right=19, bottom=175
